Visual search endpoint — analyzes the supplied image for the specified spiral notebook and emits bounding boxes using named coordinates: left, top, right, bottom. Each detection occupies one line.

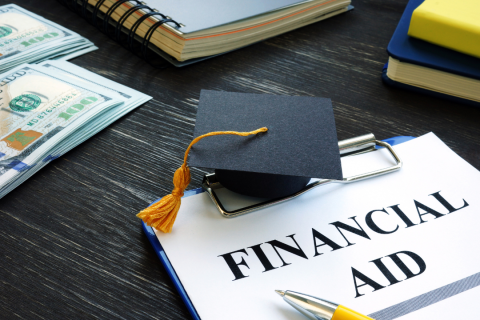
left=60, top=0, right=353, bottom=67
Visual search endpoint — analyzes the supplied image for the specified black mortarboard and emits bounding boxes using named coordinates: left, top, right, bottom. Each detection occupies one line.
left=138, top=90, right=342, bottom=233
left=189, top=90, right=343, bottom=198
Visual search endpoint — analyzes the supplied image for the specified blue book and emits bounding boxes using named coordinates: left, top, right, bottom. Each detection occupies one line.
left=382, top=0, right=480, bottom=107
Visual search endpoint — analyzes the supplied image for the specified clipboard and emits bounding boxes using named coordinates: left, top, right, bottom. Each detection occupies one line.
left=141, top=136, right=415, bottom=320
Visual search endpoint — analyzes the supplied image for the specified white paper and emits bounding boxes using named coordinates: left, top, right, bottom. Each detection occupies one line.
left=155, top=133, right=480, bottom=320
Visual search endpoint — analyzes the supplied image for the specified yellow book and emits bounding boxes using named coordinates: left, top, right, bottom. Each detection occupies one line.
left=408, top=0, right=480, bottom=59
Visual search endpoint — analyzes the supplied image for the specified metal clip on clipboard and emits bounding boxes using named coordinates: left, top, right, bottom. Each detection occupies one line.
left=202, top=133, right=402, bottom=218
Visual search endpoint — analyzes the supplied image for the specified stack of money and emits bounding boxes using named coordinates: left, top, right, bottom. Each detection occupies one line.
left=0, top=60, right=152, bottom=198
left=0, top=4, right=97, bottom=73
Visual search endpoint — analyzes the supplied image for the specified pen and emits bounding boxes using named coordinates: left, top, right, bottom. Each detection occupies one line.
left=275, top=290, right=373, bottom=320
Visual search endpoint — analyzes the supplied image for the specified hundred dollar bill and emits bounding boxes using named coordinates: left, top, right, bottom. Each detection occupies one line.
left=39, top=60, right=152, bottom=135
left=0, top=4, right=96, bottom=72
left=0, top=61, right=152, bottom=199
left=0, top=64, right=123, bottom=185
left=38, top=60, right=152, bottom=164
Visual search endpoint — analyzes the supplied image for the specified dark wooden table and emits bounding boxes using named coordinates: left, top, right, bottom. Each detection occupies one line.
left=2, top=0, right=480, bottom=319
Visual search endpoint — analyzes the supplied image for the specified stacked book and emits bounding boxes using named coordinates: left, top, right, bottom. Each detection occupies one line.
left=383, top=0, right=480, bottom=107
left=0, top=60, right=151, bottom=198
left=0, top=4, right=97, bottom=73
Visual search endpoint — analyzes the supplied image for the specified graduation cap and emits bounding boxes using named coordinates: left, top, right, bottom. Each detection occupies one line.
left=138, top=90, right=344, bottom=232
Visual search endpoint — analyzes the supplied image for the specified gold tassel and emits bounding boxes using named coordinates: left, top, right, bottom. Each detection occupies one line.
left=137, top=127, right=268, bottom=233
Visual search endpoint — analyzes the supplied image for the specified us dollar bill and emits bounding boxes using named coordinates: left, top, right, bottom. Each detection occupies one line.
left=0, top=4, right=96, bottom=72
left=0, top=61, right=151, bottom=199
left=0, top=5, right=68, bottom=59
left=0, top=64, right=122, bottom=180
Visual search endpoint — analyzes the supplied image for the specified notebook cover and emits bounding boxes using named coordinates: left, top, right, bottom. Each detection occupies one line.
left=387, top=0, right=480, bottom=81
left=408, top=0, right=480, bottom=59
left=147, top=0, right=339, bottom=34
left=141, top=136, right=415, bottom=320
left=381, top=65, right=480, bottom=108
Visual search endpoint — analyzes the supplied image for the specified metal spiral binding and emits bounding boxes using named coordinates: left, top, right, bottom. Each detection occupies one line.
left=114, top=3, right=149, bottom=41
left=58, top=0, right=182, bottom=66
left=103, top=0, right=138, bottom=33
left=140, top=17, right=178, bottom=59
left=92, top=0, right=107, bottom=26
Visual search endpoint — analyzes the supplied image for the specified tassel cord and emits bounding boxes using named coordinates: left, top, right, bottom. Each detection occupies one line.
left=137, top=127, right=268, bottom=233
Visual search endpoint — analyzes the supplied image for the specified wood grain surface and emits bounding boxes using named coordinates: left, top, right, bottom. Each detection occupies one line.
left=1, top=0, right=480, bottom=319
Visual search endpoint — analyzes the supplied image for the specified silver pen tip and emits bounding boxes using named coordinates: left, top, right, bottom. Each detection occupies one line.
left=275, top=290, right=285, bottom=297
